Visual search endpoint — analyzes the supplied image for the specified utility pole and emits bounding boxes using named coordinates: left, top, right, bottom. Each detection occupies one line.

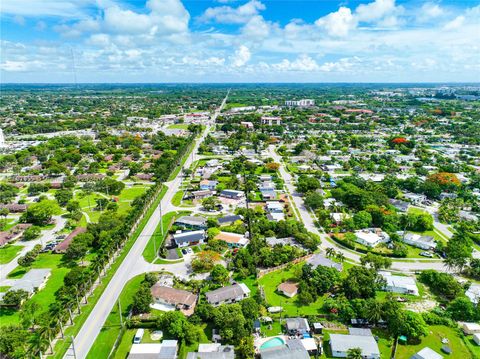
left=70, top=336, right=77, bottom=359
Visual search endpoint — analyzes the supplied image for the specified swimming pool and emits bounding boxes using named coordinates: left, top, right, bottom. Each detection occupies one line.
left=260, top=337, right=285, bottom=350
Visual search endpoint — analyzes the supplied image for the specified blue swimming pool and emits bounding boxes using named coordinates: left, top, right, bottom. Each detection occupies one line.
left=260, top=337, right=285, bottom=350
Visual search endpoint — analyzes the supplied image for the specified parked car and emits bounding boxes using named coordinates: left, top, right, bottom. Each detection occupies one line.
left=419, top=251, right=433, bottom=258
left=187, top=248, right=193, bottom=254
left=181, top=248, right=187, bottom=255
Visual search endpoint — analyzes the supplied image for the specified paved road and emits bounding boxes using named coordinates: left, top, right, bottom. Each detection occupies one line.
left=65, top=92, right=228, bottom=359
left=268, top=145, right=448, bottom=273
left=0, top=215, right=67, bottom=281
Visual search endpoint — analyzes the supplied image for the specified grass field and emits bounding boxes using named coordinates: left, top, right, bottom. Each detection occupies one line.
left=0, top=253, right=68, bottom=326
left=0, top=244, right=22, bottom=264
left=142, top=210, right=191, bottom=262
left=167, top=124, right=190, bottom=130
left=258, top=262, right=327, bottom=316
left=395, top=325, right=472, bottom=359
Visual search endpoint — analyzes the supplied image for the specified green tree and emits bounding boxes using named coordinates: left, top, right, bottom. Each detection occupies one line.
left=2, top=290, right=29, bottom=307
left=202, top=196, right=220, bottom=211
left=132, top=283, right=153, bottom=315
left=210, top=264, right=229, bottom=285
left=347, top=347, right=363, bottom=359
left=23, top=200, right=61, bottom=226
left=342, top=267, right=382, bottom=299
left=360, top=253, right=392, bottom=271
left=54, top=189, right=73, bottom=206
left=22, top=226, right=41, bottom=241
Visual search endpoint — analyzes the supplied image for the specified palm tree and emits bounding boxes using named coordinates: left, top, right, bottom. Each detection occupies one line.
left=336, top=252, right=345, bottom=263
left=326, top=248, right=335, bottom=257
left=365, top=299, right=383, bottom=325
left=347, top=347, right=363, bottom=359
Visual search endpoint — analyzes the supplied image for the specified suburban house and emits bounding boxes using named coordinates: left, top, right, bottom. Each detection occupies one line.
left=214, top=231, right=249, bottom=248
left=403, top=192, right=427, bottom=205
left=411, top=347, right=443, bottom=359
left=277, top=282, right=299, bottom=298
left=200, top=180, right=218, bottom=191
left=219, top=190, right=244, bottom=200
left=186, top=344, right=234, bottom=359
left=380, top=272, right=419, bottom=296
left=205, top=283, right=250, bottom=306
left=466, top=283, right=480, bottom=304
left=0, top=223, right=32, bottom=247
left=389, top=199, right=410, bottom=212
left=266, top=201, right=285, bottom=222
left=150, top=284, right=197, bottom=315
left=174, top=216, right=207, bottom=230
left=285, top=317, right=310, bottom=335
left=173, top=230, right=206, bottom=248
left=260, top=338, right=311, bottom=359
left=354, top=228, right=390, bottom=248
left=260, top=188, right=277, bottom=200
left=54, top=227, right=87, bottom=253
left=462, top=322, right=480, bottom=335
left=306, top=253, right=343, bottom=272
left=127, top=340, right=178, bottom=359
left=217, top=215, right=243, bottom=226
left=329, top=334, right=380, bottom=358
left=399, top=232, right=436, bottom=250
left=192, top=190, right=215, bottom=201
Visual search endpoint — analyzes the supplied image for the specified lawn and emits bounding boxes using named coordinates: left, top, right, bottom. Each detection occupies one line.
left=0, top=253, right=68, bottom=327
left=87, top=275, right=145, bottom=359
left=258, top=262, right=327, bottom=316
left=142, top=210, right=191, bottom=263
left=0, top=244, right=22, bottom=264
left=172, top=190, right=184, bottom=206
left=463, top=335, right=480, bottom=358
left=167, top=124, right=190, bottom=130
left=395, top=325, right=472, bottom=359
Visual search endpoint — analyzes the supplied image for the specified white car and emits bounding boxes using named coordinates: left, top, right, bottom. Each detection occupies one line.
left=187, top=248, right=193, bottom=254
left=419, top=251, right=433, bottom=258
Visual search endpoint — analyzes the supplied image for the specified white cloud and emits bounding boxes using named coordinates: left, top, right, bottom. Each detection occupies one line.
left=443, top=15, right=465, bottom=30
left=0, top=60, right=29, bottom=72
left=315, top=7, right=356, bottom=37
left=199, top=0, right=265, bottom=24
left=1, top=0, right=95, bottom=18
left=355, top=0, right=399, bottom=23
left=232, top=45, right=251, bottom=67
left=272, top=54, right=319, bottom=72
left=241, top=15, right=271, bottom=40
left=417, top=2, right=444, bottom=22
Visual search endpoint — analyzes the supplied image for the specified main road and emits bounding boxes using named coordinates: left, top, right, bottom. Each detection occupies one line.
left=268, top=145, right=448, bottom=273
left=65, top=92, right=228, bottom=359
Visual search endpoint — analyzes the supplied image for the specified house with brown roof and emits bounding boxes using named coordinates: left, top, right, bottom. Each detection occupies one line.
left=54, top=227, right=87, bottom=253
left=214, top=231, right=249, bottom=248
left=0, top=224, right=32, bottom=246
left=150, top=284, right=197, bottom=316
left=277, top=282, right=299, bottom=298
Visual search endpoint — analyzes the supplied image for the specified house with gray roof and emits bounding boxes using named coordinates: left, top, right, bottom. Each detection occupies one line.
left=174, top=216, right=207, bottom=230
left=307, top=253, right=343, bottom=272
left=205, top=283, right=250, bottom=306
left=329, top=334, right=380, bottom=358
left=173, top=230, right=205, bottom=248
left=186, top=344, right=234, bottom=359
left=260, top=340, right=309, bottom=359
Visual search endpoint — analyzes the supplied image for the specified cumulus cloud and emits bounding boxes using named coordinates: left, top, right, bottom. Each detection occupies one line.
left=199, top=0, right=265, bottom=24
left=443, top=15, right=465, bottom=30
left=232, top=45, right=251, bottom=67
left=417, top=2, right=444, bottom=23
left=272, top=54, right=319, bottom=72
left=241, top=15, right=271, bottom=40
left=315, top=7, right=356, bottom=37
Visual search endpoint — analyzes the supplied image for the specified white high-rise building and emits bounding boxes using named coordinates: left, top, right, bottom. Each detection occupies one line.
left=285, top=99, right=315, bottom=107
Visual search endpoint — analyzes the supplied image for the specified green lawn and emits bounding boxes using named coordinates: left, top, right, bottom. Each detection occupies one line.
left=168, top=124, right=190, bottom=130
left=0, top=253, right=68, bottom=326
left=142, top=210, right=191, bottom=263
left=87, top=275, right=145, bottom=359
left=463, top=335, right=480, bottom=358
left=0, top=244, right=22, bottom=264
left=0, top=286, right=11, bottom=292
left=113, top=329, right=136, bottom=359
left=258, top=263, right=327, bottom=316
left=172, top=191, right=184, bottom=206
left=395, top=325, right=472, bottom=359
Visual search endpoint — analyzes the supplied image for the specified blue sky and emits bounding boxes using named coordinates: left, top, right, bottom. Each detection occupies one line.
left=1, top=0, right=479, bottom=83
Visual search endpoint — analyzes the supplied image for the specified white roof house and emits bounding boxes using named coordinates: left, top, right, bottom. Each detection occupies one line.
left=462, top=322, right=480, bottom=334
left=399, top=232, right=436, bottom=250
left=466, top=283, right=480, bottom=304
left=354, top=228, right=390, bottom=248
left=473, top=333, right=480, bottom=345
left=380, top=272, right=419, bottom=296
left=411, top=347, right=443, bottom=359
left=329, top=334, right=380, bottom=358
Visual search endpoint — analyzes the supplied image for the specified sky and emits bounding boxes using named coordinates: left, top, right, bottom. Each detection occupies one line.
left=0, top=0, right=479, bottom=83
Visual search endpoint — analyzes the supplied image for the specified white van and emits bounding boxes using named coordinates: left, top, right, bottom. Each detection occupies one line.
left=133, top=329, right=144, bottom=344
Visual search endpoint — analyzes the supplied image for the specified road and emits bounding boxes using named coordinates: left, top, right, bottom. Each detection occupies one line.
left=65, top=92, right=228, bottom=359
left=0, top=215, right=67, bottom=281
left=268, top=145, right=448, bottom=273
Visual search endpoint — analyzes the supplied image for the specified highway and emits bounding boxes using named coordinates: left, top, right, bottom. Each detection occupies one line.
left=268, top=145, right=448, bottom=273
left=64, top=92, right=228, bottom=359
